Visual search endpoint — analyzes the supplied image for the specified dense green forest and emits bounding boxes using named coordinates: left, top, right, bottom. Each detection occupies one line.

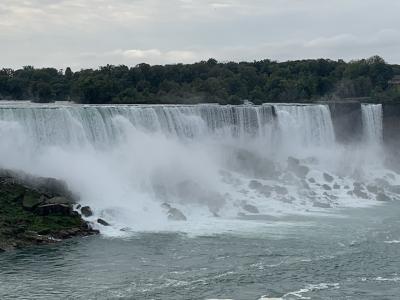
left=1, top=56, right=400, bottom=104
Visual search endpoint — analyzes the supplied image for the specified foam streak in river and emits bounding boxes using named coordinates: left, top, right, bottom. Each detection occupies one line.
left=0, top=102, right=397, bottom=235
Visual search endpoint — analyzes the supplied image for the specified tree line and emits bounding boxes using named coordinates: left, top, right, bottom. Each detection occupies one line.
left=1, top=56, right=399, bottom=104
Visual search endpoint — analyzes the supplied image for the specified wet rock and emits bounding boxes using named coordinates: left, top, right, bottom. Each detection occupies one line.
left=323, top=192, right=338, bottom=200
left=22, top=192, right=46, bottom=210
left=249, top=181, right=272, bottom=197
left=377, top=193, right=391, bottom=202
left=287, top=157, right=309, bottom=178
left=294, top=165, right=310, bottom=179
left=36, top=204, right=71, bottom=216
left=249, top=180, right=262, bottom=190
left=161, top=203, right=187, bottom=221
left=323, top=173, right=334, bottom=183
left=375, top=178, right=390, bottom=188
left=301, top=180, right=310, bottom=190
left=333, top=183, right=340, bottom=190
left=81, top=206, right=93, bottom=217
left=274, top=186, right=288, bottom=195
left=388, top=185, right=400, bottom=195
left=45, top=196, right=74, bottom=206
left=366, top=185, right=379, bottom=194
left=242, top=204, right=259, bottom=214
left=353, top=182, right=364, bottom=188
left=280, top=197, right=293, bottom=203
left=322, top=184, right=332, bottom=191
left=287, top=156, right=300, bottom=167
left=353, top=189, right=369, bottom=199
left=167, top=208, right=187, bottom=221
left=212, top=212, right=220, bottom=217
left=220, top=170, right=242, bottom=185
left=161, top=202, right=171, bottom=210
left=233, top=148, right=279, bottom=179
left=282, top=172, right=296, bottom=183
left=260, top=189, right=272, bottom=197
left=97, top=218, right=110, bottom=226
left=313, top=202, right=331, bottom=208
left=0, top=170, right=98, bottom=251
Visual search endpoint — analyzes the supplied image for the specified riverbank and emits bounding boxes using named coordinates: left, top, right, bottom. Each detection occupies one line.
left=0, top=170, right=98, bottom=251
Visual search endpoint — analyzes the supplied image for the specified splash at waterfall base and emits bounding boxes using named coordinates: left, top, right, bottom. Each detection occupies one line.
left=0, top=102, right=397, bottom=237
left=0, top=170, right=98, bottom=251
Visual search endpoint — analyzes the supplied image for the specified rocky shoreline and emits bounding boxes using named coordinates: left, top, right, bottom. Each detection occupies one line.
left=0, top=169, right=98, bottom=252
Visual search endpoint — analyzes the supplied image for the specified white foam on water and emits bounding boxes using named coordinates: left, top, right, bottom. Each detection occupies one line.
left=375, top=276, right=400, bottom=282
left=384, top=240, right=400, bottom=244
left=259, top=282, right=340, bottom=300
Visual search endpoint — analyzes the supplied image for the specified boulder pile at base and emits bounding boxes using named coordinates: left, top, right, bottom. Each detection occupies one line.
left=0, top=169, right=98, bottom=252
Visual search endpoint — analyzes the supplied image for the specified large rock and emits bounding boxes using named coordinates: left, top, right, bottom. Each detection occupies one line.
left=0, top=169, right=77, bottom=201
left=322, top=184, right=332, bottom=191
left=168, top=208, right=187, bottom=221
left=22, top=192, right=46, bottom=210
left=0, top=172, right=98, bottom=251
left=242, top=204, right=259, bottom=214
left=97, top=218, right=110, bottom=226
left=249, top=180, right=272, bottom=197
left=162, top=203, right=187, bottom=221
left=231, top=148, right=280, bottom=179
left=287, top=157, right=309, bottom=178
left=323, top=173, right=334, bottom=183
left=376, top=193, right=392, bottom=202
left=36, top=204, right=71, bottom=216
left=353, top=188, right=369, bottom=199
left=313, top=202, right=331, bottom=209
left=81, top=206, right=93, bottom=217
left=44, top=196, right=74, bottom=205
left=274, top=185, right=288, bottom=195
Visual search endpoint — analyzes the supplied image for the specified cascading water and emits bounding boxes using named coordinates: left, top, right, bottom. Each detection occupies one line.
left=0, top=102, right=397, bottom=235
left=361, top=104, right=383, bottom=144
left=274, top=104, right=335, bottom=149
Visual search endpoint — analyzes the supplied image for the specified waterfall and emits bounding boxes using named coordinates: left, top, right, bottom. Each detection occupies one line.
left=0, top=103, right=335, bottom=149
left=0, top=104, right=278, bottom=147
left=273, top=104, right=335, bottom=148
left=361, top=104, right=383, bottom=144
left=0, top=101, right=394, bottom=234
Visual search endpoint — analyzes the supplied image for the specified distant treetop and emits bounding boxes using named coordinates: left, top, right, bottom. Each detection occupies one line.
left=1, top=56, right=399, bottom=104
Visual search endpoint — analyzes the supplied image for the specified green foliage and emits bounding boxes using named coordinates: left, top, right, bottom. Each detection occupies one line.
left=0, top=183, right=82, bottom=239
left=0, top=56, right=399, bottom=104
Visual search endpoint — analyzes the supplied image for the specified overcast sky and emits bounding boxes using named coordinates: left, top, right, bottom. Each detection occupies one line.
left=1, top=0, right=400, bottom=69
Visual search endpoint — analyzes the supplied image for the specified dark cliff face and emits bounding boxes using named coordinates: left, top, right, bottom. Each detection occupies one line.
left=328, top=102, right=363, bottom=144
left=383, top=103, right=400, bottom=171
left=383, top=103, right=400, bottom=147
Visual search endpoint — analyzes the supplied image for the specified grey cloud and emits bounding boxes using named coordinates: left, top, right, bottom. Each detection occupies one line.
left=1, top=0, right=399, bottom=69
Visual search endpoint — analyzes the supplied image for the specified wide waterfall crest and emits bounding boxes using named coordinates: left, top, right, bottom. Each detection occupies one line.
left=0, top=102, right=398, bottom=235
